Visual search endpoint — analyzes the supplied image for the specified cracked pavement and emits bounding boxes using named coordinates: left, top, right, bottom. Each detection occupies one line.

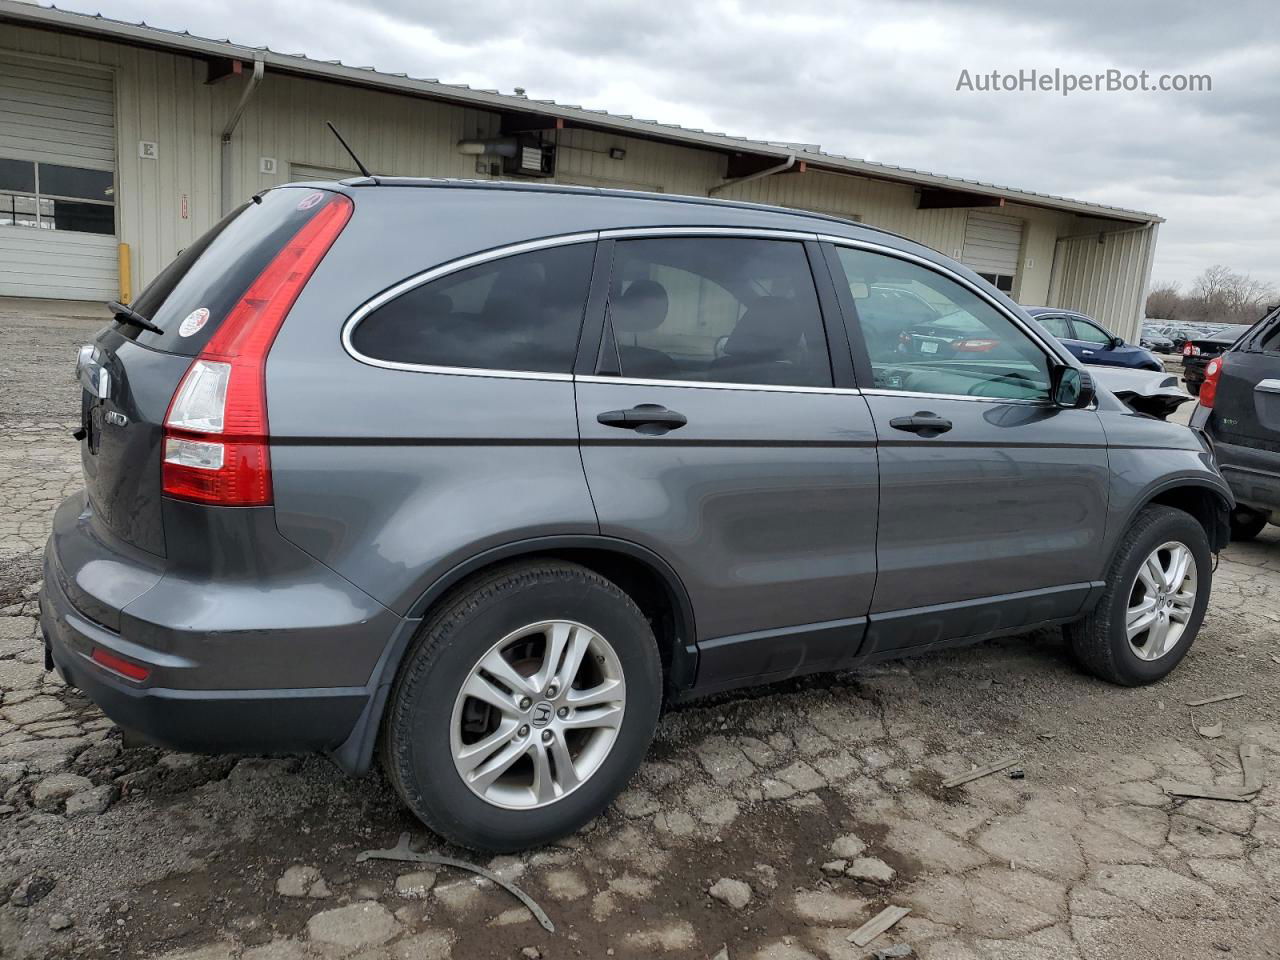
left=1, top=300, right=1278, bottom=960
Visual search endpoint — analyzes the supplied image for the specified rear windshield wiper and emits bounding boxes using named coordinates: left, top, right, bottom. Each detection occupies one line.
left=107, top=300, right=164, bottom=335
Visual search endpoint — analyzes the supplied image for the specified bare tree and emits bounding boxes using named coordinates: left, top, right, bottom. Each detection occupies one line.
left=1145, top=281, right=1182, bottom=320
left=1188, top=265, right=1276, bottom=325
left=1146, top=267, right=1276, bottom=327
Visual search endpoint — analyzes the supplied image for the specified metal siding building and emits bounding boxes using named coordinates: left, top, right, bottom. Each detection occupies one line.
left=0, top=0, right=1162, bottom=339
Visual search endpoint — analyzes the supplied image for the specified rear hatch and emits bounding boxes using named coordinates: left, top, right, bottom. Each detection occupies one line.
left=75, top=186, right=346, bottom=556
left=1211, top=309, right=1280, bottom=452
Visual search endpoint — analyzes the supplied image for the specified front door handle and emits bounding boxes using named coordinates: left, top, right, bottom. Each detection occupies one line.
left=597, top=404, right=688, bottom=432
left=889, top=412, right=953, bottom=436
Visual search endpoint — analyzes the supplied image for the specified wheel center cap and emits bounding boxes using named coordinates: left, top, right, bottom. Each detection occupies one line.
left=530, top=701, right=554, bottom=727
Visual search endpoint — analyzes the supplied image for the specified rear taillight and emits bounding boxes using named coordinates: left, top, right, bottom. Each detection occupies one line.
left=1198, top=355, right=1224, bottom=408
left=953, top=338, right=1000, bottom=352
left=1183, top=342, right=1198, bottom=356
left=162, top=194, right=352, bottom=505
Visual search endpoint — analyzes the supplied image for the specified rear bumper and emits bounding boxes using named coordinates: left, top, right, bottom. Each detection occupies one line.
left=1215, top=448, right=1280, bottom=515
left=39, top=492, right=407, bottom=763
left=1193, top=411, right=1280, bottom=514
left=1182, top=358, right=1210, bottom=383
left=42, top=588, right=367, bottom=754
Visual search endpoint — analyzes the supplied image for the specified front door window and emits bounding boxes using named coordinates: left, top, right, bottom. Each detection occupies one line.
left=832, top=246, right=1051, bottom=401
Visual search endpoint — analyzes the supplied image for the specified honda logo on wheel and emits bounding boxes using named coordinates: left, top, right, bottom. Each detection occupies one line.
left=531, top=702, right=553, bottom=727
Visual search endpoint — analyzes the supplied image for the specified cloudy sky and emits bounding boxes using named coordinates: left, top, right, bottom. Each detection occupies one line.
left=92, top=0, right=1279, bottom=290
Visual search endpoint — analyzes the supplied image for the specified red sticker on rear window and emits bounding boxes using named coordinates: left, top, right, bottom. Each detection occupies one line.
left=178, top=307, right=210, bottom=337
left=297, top=191, right=325, bottom=211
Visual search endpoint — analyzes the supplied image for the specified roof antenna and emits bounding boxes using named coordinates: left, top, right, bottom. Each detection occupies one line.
left=325, top=121, right=372, bottom=178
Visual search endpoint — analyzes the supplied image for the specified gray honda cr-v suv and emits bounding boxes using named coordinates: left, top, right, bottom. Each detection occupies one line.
left=41, top=180, right=1231, bottom=851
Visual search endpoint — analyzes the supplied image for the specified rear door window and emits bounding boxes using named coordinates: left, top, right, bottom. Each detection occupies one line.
left=126, top=187, right=346, bottom=356
left=350, top=242, right=596, bottom=374
left=605, top=237, right=832, bottom=388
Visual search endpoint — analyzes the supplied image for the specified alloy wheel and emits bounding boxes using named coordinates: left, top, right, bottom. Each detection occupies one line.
left=1125, top=540, right=1197, bottom=661
left=449, top=620, right=626, bottom=810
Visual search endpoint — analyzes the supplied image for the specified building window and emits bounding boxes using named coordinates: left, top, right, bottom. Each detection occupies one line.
left=977, top=271, right=1015, bottom=294
left=0, top=158, right=115, bottom=235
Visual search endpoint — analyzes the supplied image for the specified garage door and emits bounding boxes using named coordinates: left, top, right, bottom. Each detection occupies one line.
left=0, top=53, right=117, bottom=300
left=962, top=212, right=1023, bottom=294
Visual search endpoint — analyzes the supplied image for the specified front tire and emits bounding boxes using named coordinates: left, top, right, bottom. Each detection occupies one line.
left=1067, top=505, right=1211, bottom=685
left=381, top=560, right=662, bottom=852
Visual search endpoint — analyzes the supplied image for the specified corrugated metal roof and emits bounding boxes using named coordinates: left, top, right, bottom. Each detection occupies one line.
left=0, top=0, right=1163, bottom=224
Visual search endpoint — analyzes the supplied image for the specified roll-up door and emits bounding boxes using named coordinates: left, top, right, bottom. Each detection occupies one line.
left=0, top=53, right=117, bottom=300
left=962, top=211, right=1023, bottom=294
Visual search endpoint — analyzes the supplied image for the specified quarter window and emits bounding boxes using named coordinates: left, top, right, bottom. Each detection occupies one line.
left=0, top=157, right=115, bottom=235
left=833, top=246, right=1051, bottom=401
left=350, top=243, right=596, bottom=374
left=606, top=237, right=832, bottom=388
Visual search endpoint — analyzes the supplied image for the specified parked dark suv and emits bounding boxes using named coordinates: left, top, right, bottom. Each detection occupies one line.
left=1189, top=306, right=1280, bottom=540
left=42, top=181, right=1231, bottom=851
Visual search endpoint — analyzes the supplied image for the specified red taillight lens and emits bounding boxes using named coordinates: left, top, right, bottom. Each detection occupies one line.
left=1198, top=356, right=1224, bottom=408
left=1183, top=343, right=1198, bottom=356
left=953, top=337, right=1000, bottom=352
left=91, top=647, right=150, bottom=682
left=162, top=194, right=352, bottom=505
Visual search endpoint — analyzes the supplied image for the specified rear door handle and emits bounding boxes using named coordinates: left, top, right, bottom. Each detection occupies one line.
left=597, top=404, right=688, bottom=431
left=889, top=412, right=953, bottom=436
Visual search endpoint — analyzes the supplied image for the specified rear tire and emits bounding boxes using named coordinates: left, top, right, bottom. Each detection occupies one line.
left=1229, top=507, right=1270, bottom=542
left=380, top=560, right=662, bottom=852
left=1067, top=505, right=1211, bottom=685
left=1187, top=380, right=1201, bottom=396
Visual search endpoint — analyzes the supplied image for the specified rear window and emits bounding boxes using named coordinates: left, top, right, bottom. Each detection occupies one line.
left=350, top=243, right=596, bottom=374
left=124, top=187, right=342, bottom=356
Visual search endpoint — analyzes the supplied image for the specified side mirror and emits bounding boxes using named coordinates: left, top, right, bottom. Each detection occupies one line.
left=1052, top=365, right=1095, bottom=409
left=1109, top=336, right=1124, bottom=349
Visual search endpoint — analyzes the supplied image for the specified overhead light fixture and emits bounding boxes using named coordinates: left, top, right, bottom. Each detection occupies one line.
left=609, top=147, right=626, bottom=160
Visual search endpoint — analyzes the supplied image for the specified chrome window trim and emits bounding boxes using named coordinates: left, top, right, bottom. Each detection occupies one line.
left=339, top=227, right=1072, bottom=395
left=340, top=231, right=599, bottom=378
left=600, top=225, right=819, bottom=241
left=860, top=387, right=1049, bottom=407
left=576, top=374, right=862, bottom=396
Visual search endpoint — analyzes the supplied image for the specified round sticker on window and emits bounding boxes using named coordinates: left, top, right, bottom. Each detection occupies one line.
left=297, top=191, right=325, bottom=211
left=178, top=307, right=210, bottom=338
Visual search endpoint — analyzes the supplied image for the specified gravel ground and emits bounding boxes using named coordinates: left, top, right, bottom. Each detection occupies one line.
left=1, top=300, right=1278, bottom=960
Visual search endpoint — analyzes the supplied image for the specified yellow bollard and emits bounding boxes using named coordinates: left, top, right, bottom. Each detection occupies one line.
left=118, top=242, right=131, bottom=304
